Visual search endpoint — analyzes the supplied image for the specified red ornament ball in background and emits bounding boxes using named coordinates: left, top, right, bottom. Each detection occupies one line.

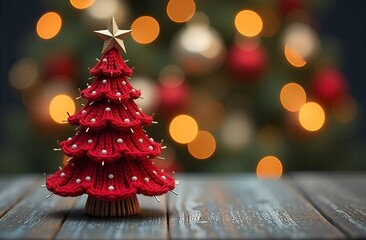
left=279, top=0, right=305, bottom=16
left=44, top=53, right=76, bottom=79
left=158, top=78, right=190, bottom=118
left=312, top=67, right=347, bottom=105
left=227, top=43, right=267, bottom=82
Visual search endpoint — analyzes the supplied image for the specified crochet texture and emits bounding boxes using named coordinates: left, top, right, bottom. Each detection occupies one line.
left=46, top=48, right=175, bottom=200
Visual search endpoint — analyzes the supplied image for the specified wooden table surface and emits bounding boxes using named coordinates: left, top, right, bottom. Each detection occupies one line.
left=0, top=173, right=365, bottom=239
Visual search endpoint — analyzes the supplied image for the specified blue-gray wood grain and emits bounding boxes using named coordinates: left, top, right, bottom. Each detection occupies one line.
left=0, top=173, right=365, bottom=239
left=292, top=173, right=366, bottom=239
left=168, top=174, right=344, bottom=239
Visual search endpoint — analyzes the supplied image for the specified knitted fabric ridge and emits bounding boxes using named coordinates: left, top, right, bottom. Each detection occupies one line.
left=46, top=48, right=175, bottom=200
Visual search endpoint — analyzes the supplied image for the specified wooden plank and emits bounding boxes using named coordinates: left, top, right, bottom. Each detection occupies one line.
left=0, top=175, right=39, bottom=218
left=56, top=194, right=168, bottom=239
left=0, top=179, right=77, bottom=239
left=168, top=174, right=344, bottom=239
left=292, top=172, right=366, bottom=239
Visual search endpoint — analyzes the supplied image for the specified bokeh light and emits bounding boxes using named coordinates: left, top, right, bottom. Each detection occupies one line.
left=49, top=94, right=76, bottom=124
left=131, top=16, right=160, bottom=44
left=132, top=76, right=159, bottom=113
left=159, top=65, right=185, bottom=88
left=188, top=131, right=216, bottom=160
left=259, top=10, right=280, bottom=37
left=299, top=102, right=325, bottom=131
left=220, top=113, right=253, bottom=150
left=256, top=156, right=283, bottom=179
left=283, top=23, right=319, bottom=60
left=70, top=0, right=95, bottom=9
left=87, top=0, right=119, bottom=20
left=331, top=94, right=358, bottom=123
left=280, top=83, right=307, bottom=112
left=284, top=44, right=307, bottom=67
left=195, top=100, right=226, bottom=131
left=257, top=125, right=283, bottom=153
left=235, top=10, right=263, bottom=37
left=167, top=0, right=196, bottom=23
left=9, top=58, right=38, bottom=90
left=36, top=12, right=62, bottom=40
left=169, top=115, right=198, bottom=144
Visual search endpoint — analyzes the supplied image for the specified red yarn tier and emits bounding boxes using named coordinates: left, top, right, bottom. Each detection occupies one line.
left=81, top=76, right=141, bottom=103
left=68, top=100, right=152, bottom=130
left=90, top=48, right=133, bottom=77
left=46, top=157, right=175, bottom=201
left=61, top=127, right=161, bottom=163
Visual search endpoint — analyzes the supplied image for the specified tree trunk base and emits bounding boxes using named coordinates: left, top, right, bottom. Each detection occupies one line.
left=84, top=195, right=140, bottom=217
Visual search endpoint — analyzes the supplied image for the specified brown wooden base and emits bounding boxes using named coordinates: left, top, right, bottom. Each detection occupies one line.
left=84, top=195, right=140, bottom=217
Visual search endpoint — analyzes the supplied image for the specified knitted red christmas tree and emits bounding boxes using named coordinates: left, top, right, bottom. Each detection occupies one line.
left=46, top=18, right=175, bottom=217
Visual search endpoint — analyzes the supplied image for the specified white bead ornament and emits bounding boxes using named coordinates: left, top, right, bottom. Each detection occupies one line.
left=101, top=150, right=107, bottom=155
left=76, top=179, right=81, bottom=183
left=72, top=144, right=77, bottom=149
left=138, top=138, right=143, bottom=143
left=131, top=176, right=137, bottom=181
left=108, top=186, right=114, bottom=191
left=102, top=79, right=107, bottom=84
left=82, top=110, right=86, bottom=114
left=124, top=118, right=130, bottom=123
left=116, top=92, right=121, bottom=97
left=91, top=91, right=96, bottom=95
left=162, top=176, right=166, bottom=180
left=102, top=58, right=107, bottom=63
left=149, top=138, right=154, bottom=142
left=117, top=138, right=123, bottom=144
left=136, top=112, right=140, bottom=115
left=68, top=137, right=72, bottom=141
left=144, top=177, right=149, bottom=182
left=122, top=81, right=126, bottom=85
left=105, top=107, right=111, bottom=112
left=60, top=173, right=65, bottom=177
left=90, top=118, right=96, bottom=123
left=148, top=146, right=153, bottom=150
left=108, top=174, right=114, bottom=179
left=131, top=89, right=136, bottom=92
left=85, top=176, right=91, bottom=181
left=153, top=170, right=157, bottom=174
left=88, top=139, right=93, bottom=144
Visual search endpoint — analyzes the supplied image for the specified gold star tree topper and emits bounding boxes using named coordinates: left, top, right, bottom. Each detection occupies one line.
left=94, top=17, right=132, bottom=54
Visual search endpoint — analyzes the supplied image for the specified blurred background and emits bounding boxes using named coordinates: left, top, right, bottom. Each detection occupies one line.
left=1, top=0, right=365, bottom=177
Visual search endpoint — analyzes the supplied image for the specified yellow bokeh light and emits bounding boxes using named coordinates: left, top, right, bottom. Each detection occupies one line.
left=167, top=0, right=196, bottom=23
left=70, top=0, right=95, bottom=9
left=49, top=94, right=76, bottom=124
left=169, top=115, right=198, bottom=144
left=280, top=83, right=307, bottom=112
left=36, top=12, right=62, bottom=40
left=299, top=102, right=325, bottom=131
left=235, top=10, right=263, bottom=37
left=188, top=131, right=216, bottom=160
left=131, top=16, right=160, bottom=44
left=284, top=44, right=307, bottom=67
left=256, top=156, right=283, bottom=179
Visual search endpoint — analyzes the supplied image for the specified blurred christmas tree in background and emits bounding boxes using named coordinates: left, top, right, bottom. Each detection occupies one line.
left=2, top=0, right=365, bottom=176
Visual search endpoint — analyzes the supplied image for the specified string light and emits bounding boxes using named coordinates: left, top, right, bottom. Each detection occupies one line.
left=284, top=44, right=306, bottom=67
left=36, top=12, right=62, bottom=40
left=69, top=0, right=95, bottom=9
left=256, top=156, right=283, bottom=179
left=169, top=115, right=198, bottom=144
left=167, top=0, right=196, bottom=23
left=280, top=83, right=307, bottom=112
left=131, top=16, right=160, bottom=44
left=235, top=10, right=263, bottom=37
left=188, top=131, right=216, bottom=160
left=49, top=94, right=76, bottom=124
left=299, top=102, right=325, bottom=131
